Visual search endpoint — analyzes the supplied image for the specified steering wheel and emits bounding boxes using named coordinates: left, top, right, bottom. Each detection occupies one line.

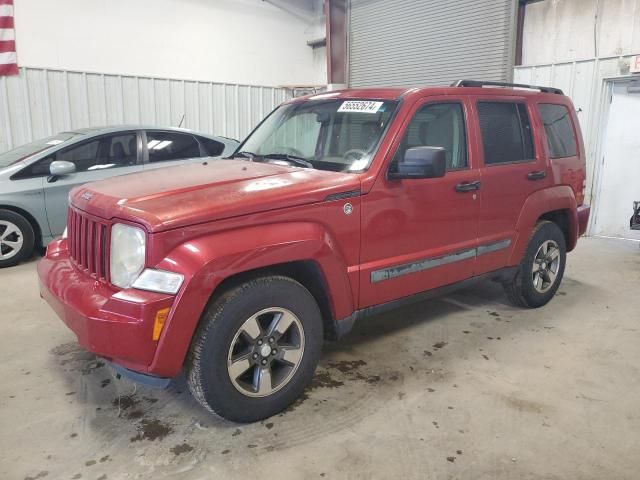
left=272, top=146, right=306, bottom=158
left=343, top=149, right=368, bottom=161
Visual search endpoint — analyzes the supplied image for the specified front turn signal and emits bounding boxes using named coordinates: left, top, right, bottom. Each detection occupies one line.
left=152, top=308, right=170, bottom=341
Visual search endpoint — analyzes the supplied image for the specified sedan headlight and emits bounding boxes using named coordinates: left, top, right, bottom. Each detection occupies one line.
left=110, top=223, right=146, bottom=289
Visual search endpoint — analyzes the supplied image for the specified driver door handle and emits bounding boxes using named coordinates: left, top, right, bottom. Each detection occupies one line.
left=527, top=170, right=547, bottom=181
left=455, top=180, right=481, bottom=192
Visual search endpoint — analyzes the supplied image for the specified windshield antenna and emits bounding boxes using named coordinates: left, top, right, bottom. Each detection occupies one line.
left=177, top=113, right=185, bottom=128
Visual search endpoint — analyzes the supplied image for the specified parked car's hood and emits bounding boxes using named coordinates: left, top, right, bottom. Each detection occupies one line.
left=70, top=160, right=361, bottom=232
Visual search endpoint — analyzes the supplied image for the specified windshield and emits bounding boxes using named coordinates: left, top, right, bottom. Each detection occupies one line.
left=0, top=133, right=79, bottom=167
left=235, top=98, right=398, bottom=172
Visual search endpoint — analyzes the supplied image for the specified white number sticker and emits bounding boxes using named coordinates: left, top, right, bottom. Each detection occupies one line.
left=337, top=101, right=384, bottom=114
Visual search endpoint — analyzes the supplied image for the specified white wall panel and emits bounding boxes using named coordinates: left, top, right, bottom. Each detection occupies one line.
left=523, top=0, right=640, bottom=65
left=0, top=67, right=293, bottom=154
left=12, top=0, right=325, bottom=87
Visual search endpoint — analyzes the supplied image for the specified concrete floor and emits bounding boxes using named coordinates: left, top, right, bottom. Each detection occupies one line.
left=1, top=237, right=639, bottom=480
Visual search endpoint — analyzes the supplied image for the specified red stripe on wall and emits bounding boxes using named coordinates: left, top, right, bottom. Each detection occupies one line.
left=0, top=16, right=14, bottom=29
left=0, top=63, right=17, bottom=75
left=0, top=39, right=15, bottom=52
left=0, top=0, right=15, bottom=6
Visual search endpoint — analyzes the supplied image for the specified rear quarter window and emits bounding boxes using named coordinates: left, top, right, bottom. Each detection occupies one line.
left=538, top=104, right=578, bottom=158
left=199, top=138, right=226, bottom=157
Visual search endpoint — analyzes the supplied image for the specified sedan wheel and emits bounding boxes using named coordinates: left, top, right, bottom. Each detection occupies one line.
left=0, top=220, right=24, bottom=261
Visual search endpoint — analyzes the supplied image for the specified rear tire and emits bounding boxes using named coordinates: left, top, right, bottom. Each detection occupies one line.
left=504, top=221, right=566, bottom=308
left=186, top=275, right=323, bottom=422
left=0, top=209, right=35, bottom=268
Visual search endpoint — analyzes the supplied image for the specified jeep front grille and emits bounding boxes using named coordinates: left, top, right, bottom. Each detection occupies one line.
left=67, top=208, right=109, bottom=281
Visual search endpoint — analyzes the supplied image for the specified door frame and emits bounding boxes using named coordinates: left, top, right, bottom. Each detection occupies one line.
left=588, top=76, right=639, bottom=239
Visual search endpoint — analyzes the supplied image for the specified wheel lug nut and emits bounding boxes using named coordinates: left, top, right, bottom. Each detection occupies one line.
left=257, top=339, right=263, bottom=346
left=252, top=353, right=258, bottom=359
left=261, top=359, right=267, bottom=366
left=268, top=337, right=275, bottom=343
left=271, top=349, right=277, bottom=355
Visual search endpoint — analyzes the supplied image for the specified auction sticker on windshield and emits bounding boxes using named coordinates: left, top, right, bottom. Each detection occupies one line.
left=338, top=101, right=384, bottom=114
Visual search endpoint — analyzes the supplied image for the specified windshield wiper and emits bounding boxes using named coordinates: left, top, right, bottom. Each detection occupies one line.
left=262, top=153, right=313, bottom=169
left=232, top=151, right=258, bottom=160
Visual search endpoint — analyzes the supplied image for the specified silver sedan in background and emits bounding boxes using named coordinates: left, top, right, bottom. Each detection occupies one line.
left=0, top=126, right=238, bottom=267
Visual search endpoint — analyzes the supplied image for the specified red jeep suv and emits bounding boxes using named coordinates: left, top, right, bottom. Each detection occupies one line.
left=39, top=80, right=590, bottom=422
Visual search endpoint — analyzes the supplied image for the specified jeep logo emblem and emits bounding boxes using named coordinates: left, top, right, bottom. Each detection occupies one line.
left=343, top=203, right=353, bottom=215
left=81, top=191, right=94, bottom=201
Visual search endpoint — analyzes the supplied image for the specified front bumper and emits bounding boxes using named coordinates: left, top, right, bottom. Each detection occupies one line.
left=38, top=238, right=175, bottom=375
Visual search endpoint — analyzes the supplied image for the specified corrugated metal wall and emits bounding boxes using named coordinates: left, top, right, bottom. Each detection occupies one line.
left=0, top=67, right=293, bottom=154
left=514, top=54, right=636, bottom=211
left=348, top=0, right=517, bottom=87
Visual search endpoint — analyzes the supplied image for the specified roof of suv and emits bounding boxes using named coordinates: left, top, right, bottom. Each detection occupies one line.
left=291, top=81, right=566, bottom=103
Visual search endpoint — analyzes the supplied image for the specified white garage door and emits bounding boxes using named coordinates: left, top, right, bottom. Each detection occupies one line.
left=348, top=0, right=517, bottom=88
left=591, top=81, right=640, bottom=241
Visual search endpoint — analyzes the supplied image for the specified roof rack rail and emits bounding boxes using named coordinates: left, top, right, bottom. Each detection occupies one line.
left=451, top=79, right=564, bottom=95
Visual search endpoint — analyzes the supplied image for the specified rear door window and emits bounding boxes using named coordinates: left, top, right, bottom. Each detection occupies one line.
left=146, top=131, right=201, bottom=163
left=538, top=104, right=578, bottom=158
left=477, top=102, right=534, bottom=165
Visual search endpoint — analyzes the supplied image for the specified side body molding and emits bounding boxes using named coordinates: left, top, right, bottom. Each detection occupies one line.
left=147, top=222, right=355, bottom=377
left=509, top=185, right=578, bottom=265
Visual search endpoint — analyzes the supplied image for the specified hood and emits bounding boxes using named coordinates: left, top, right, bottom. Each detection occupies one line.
left=70, top=160, right=361, bottom=232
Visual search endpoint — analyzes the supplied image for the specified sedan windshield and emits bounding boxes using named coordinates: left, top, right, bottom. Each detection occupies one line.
left=235, top=98, right=398, bottom=172
left=0, top=133, right=79, bottom=167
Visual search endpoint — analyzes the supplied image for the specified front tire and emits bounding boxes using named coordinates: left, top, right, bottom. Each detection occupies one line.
left=504, top=221, right=566, bottom=308
left=186, top=275, right=323, bottom=422
left=0, top=209, right=35, bottom=268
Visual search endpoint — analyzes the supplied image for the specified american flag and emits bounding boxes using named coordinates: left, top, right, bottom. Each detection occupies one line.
left=0, top=0, right=17, bottom=76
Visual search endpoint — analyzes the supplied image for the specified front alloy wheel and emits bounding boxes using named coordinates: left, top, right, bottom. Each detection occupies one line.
left=227, top=308, right=305, bottom=397
left=0, top=220, right=24, bottom=262
left=186, top=276, right=323, bottom=422
left=0, top=209, right=35, bottom=268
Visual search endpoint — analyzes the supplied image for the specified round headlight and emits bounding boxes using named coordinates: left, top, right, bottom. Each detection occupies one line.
left=110, top=223, right=146, bottom=289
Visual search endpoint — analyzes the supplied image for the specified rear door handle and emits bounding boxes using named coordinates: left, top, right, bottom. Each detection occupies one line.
left=527, top=170, right=547, bottom=181
left=455, top=180, right=481, bottom=192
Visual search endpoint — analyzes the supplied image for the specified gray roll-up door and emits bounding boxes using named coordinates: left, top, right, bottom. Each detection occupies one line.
left=349, top=0, right=517, bottom=87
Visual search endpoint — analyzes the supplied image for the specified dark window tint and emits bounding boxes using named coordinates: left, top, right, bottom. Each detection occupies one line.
left=478, top=102, right=534, bottom=165
left=13, top=133, right=137, bottom=178
left=146, top=132, right=201, bottom=163
left=200, top=137, right=225, bottom=156
left=538, top=104, right=577, bottom=158
left=98, top=134, right=138, bottom=167
left=57, top=140, right=100, bottom=171
left=395, top=102, right=468, bottom=170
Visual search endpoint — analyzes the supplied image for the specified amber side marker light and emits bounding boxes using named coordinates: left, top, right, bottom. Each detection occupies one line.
left=152, top=308, right=170, bottom=341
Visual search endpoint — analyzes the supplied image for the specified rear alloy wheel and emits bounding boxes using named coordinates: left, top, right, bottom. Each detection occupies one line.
left=531, top=240, right=562, bottom=294
left=0, top=210, right=35, bottom=268
left=504, top=221, right=566, bottom=308
left=186, top=276, right=323, bottom=422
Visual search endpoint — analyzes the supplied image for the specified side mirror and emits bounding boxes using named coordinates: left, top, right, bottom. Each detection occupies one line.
left=48, top=160, right=76, bottom=180
left=388, top=146, right=447, bottom=180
